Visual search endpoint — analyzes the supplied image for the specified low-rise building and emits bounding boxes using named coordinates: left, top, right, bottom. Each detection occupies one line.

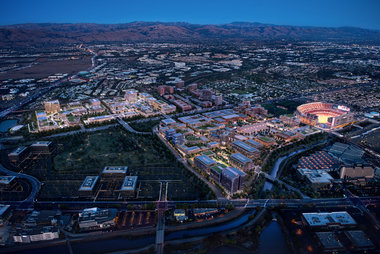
left=79, top=176, right=99, bottom=196
left=78, top=207, right=117, bottom=231
left=120, top=176, right=138, bottom=194
left=0, top=176, right=17, bottom=191
left=102, top=166, right=128, bottom=178
left=194, top=155, right=217, bottom=172
left=339, top=164, right=374, bottom=184
left=231, top=140, right=260, bottom=158
left=302, top=212, right=356, bottom=229
left=30, top=141, right=54, bottom=154
left=297, top=168, right=334, bottom=190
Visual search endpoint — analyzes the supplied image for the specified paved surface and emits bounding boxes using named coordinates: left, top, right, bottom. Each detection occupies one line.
left=45, top=124, right=118, bottom=138
left=117, top=118, right=151, bottom=135
left=0, top=162, right=41, bottom=205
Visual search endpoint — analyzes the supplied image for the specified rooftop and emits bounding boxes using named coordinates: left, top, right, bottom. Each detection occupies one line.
left=232, top=140, right=259, bottom=153
left=79, top=176, right=99, bottom=191
left=230, top=153, right=252, bottom=164
left=102, top=166, right=128, bottom=174
left=195, top=155, right=216, bottom=166
left=120, top=176, right=138, bottom=191
left=302, top=211, right=356, bottom=227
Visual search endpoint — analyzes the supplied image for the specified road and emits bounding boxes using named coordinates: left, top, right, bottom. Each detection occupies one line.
left=44, top=124, right=118, bottom=138
left=117, top=118, right=151, bottom=135
left=0, top=162, right=41, bottom=205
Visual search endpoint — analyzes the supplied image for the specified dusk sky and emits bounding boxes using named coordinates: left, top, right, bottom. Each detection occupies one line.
left=0, top=0, right=380, bottom=30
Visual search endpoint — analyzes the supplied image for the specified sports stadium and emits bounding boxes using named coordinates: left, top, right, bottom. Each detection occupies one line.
left=296, top=102, right=355, bottom=129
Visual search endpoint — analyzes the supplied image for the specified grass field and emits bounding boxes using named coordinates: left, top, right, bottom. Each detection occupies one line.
left=29, top=126, right=213, bottom=200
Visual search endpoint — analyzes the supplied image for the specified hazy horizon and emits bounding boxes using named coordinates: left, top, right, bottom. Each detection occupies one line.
left=1, top=0, right=379, bottom=30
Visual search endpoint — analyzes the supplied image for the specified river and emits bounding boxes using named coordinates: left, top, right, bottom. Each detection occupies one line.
left=0, top=119, right=18, bottom=133
left=208, top=221, right=290, bottom=254
left=9, top=211, right=291, bottom=254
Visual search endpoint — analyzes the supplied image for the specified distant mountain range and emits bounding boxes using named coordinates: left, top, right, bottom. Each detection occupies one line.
left=1, top=22, right=379, bottom=47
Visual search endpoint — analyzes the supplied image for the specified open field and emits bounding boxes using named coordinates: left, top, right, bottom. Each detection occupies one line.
left=0, top=56, right=91, bottom=80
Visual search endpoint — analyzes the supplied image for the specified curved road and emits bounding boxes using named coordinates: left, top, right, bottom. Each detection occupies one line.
left=0, top=162, right=41, bottom=205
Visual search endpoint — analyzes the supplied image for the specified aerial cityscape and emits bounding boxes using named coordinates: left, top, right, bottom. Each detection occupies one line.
left=0, top=0, right=379, bottom=253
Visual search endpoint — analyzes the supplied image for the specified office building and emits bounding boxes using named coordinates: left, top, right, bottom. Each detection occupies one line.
left=102, top=166, right=128, bottom=178
left=172, top=133, right=184, bottom=145
left=297, top=168, right=334, bottom=190
left=231, top=140, right=260, bottom=158
left=194, top=155, right=217, bottom=172
left=79, top=176, right=99, bottom=196
left=229, top=153, right=253, bottom=171
left=44, top=100, right=61, bottom=114
left=30, top=141, right=54, bottom=154
left=8, top=146, right=29, bottom=163
left=302, top=212, right=356, bottom=229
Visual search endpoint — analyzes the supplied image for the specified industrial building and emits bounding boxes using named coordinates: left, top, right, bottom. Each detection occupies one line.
left=297, top=151, right=339, bottom=171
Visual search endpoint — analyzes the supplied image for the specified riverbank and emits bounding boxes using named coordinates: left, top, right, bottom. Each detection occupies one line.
left=0, top=208, right=249, bottom=253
